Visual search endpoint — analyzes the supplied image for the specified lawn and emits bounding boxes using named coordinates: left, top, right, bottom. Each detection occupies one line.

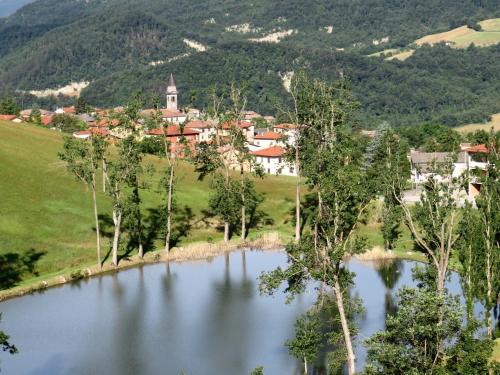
left=0, top=121, right=301, bottom=284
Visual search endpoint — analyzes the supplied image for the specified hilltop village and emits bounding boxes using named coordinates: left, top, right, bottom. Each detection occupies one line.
left=1, top=75, right=298, bottom=177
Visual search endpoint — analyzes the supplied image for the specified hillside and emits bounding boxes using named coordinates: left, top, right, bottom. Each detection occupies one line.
left=376, top=18, right=500, bottom=60
left=0, top=120, right=298, bottom=280
left=0, top=0, right=35, bottom=17
left=456, top=113, right=500, bottom=133
left=0, top=0, right=499, bottom=126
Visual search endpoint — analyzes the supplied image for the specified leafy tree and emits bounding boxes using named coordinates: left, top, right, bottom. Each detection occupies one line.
left=0, top=96, right=20, bottom=115
left=364, top=287, right=462, bottom=375
left=52, top=114, right=85, bottom=133
left=285, top=311, right=322, bottom=375
left=0, top=313, right=18, bottom=372
left=59, top=135, right=106, bottom=267
left=260, top=75, right=370, bottom=375
left=29, top=105, right=42, bottom=126
left=75, top=96, right=89, bottom=114
left=106, top=135, right=143, bottom=266
left=472, top=132, right=500, bottom=338
left=250, top=366, right=264, bottom=375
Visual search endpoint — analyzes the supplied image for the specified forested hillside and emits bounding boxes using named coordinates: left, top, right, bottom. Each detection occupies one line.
left=0, top=0, right=499, bottom=126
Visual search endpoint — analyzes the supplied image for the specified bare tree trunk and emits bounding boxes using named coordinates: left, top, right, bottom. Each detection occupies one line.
left=102, top=159, right=107, bottom=193
left=165, top=164, right=174, bottom=252
left=224, top=222, right=230, bottom=243
left=241, top=172, right=246, bottom=240
left=486, top=242, right=492, bottom=338
left=112, top=209, right=122, bottom=267
left=91, top=174, right=102, bottom=268
left=295, top=159, right=301, bottom=243
left=304, top=357, right=308, bottom=375
left=333, top=273, right=356, bottom=375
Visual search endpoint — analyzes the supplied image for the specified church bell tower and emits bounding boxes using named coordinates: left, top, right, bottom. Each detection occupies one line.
left=166, top=74, right=178, bottom=110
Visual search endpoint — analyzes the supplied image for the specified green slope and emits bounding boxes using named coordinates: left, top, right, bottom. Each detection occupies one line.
left=0, top=120, right=297, bottom=283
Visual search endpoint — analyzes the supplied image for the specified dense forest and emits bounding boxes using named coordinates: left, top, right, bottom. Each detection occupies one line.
left=0, top=0, right=499, bottom=126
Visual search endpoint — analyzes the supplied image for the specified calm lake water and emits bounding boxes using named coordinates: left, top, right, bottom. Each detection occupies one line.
left=0, top=250, right=487, bottom=375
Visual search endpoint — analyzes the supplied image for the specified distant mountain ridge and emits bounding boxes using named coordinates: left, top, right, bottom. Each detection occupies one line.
left=0, top=0, right=499, bottom=126
left=0, top=0, right=35, bottom=17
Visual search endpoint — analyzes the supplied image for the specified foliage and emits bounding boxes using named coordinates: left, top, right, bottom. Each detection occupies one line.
left=364, top=287, right=462, bottom=375
left=0, top=96, right=20, bottom=115
left=285, top=310, right=322, bottom=373
left=396, top=123, right=462, bottom=151
left=1, top=0, right=500, bottom=126
left=52, top=114, right=85, bottom=133
left=0, top=314, right=18, bottom=356
left=250, top=366, right=264, bottom=375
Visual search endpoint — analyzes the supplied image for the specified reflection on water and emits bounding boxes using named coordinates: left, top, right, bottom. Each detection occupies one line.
left=0, top=251, right=485, bottom=375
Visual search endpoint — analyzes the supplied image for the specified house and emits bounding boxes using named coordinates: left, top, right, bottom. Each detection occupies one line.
left=222, top=120, right=255, bottom=142
left=409, top=150, right=467, bottom=183
left=243, top=111, right=261, bottom=121
left=409, top=144, right=489, bottom=197
left=147, top=125, right=199, bottom=157
left=185, top=120, right=213, bottom=142
left=0, top=114, right=17, bottom=121
left=273, top=123, right=297, bottom=145
left=251, top=146, right=296, bottom=176
left=41, top=115, right=53, bottom=126
left=55, top=106, right=76, bottom=115
left=253, top=131, right=283, bottom=148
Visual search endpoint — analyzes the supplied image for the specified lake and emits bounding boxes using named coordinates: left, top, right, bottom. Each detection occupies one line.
left=0, top=250, right=487, bottom=374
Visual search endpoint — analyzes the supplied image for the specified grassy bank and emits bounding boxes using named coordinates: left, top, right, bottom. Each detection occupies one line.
left=0, top=121, right=419, bottom=293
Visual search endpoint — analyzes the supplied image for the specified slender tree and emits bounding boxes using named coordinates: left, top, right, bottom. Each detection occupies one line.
left=260, top=75, right=369, bottom=375
left=59, top=134, right=106, bottom=267
left=286, top=311, right=322, bottom=374
left=193, top=84, right=249, bottom=242
left=473, top=133, right=500, bottom=338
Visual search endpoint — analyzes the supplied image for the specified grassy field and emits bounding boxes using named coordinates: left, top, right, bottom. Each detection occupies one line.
left=494, top=339, right=500, bottom=363
left=373, top=18, right=500, bottom=61
left=0, top=121, right=298, bottom=281
left=455, top=113, right=500, bottom=134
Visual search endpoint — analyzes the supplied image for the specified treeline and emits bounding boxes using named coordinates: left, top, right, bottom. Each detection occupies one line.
left=79, top=42, right=500, bottom=127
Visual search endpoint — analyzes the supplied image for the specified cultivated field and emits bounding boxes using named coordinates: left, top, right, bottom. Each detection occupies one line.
left=374, top=18, right=500, bottom=61
left=456, top=113, right=500, bottom=133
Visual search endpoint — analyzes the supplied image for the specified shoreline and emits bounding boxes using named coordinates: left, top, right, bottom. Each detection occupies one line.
left=0, top=233, right=284, bottom=302
left=0, top=234, right=423, bottom=302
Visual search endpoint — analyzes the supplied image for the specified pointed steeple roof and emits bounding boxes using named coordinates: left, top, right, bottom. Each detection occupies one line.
left=168, top=73, right=176, bottom=88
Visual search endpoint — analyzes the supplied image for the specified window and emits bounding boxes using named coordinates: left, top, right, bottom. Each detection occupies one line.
left=290, top=166, right=294, bottom=173
left=278, top=157, right=282, bottom=163
left=267, top=157, right=270, bottom=163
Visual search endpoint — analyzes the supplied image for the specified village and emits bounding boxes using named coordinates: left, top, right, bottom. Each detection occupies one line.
left=0, top=74, right=491, bottom=199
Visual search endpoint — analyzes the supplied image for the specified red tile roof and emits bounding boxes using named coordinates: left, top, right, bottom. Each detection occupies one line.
left=463, top=144, right=488, bottom=153
left=0, top=114, right=17, bottom=121
left=222, top=120, right=253, bottom=129
left=185, top=120, right=211, bottom=129
left=251, top=146, right=285, bottom=157
left=274, top=123, right=297, bottom=130
left=255, top=131, right=282, bottom=140
left=41, top=115, right=53, bottom=126
left=148, top=125, right=199, bottom=136
left=63, top=106, right=76, bottom=114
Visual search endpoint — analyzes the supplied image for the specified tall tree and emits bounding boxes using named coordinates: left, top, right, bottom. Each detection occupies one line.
left=0, top=96, right=20, bottom=115
left=260, top=75, right=369, bottom=375
left=59, top=134, right=106, bottom=267
left=473, top=133, right=500, bottom=338
left=193, top=84, right=249, bottom=242
left=105, top=135, right=143, bottom=266
left=285, top=311, right=322, bottom=375
left=284, top=72, right=309, bottom=243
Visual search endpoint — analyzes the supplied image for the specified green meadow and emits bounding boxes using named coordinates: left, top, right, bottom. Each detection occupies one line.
left=0, top=120, right=415, bottom=287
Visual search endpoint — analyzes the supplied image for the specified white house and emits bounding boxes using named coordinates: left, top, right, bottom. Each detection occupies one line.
left=273, top=123, right=297, bottom=146
left=253, top=131, right=284, bottom=148
left=251, top=146, right=296, bottom=176
left=185, top=120, right=214, bottom=142
left=409, top=144, right=489, bottom=197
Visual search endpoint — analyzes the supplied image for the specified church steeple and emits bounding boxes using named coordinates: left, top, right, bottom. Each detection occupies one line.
left=166, top=73, right=178, bottom=110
